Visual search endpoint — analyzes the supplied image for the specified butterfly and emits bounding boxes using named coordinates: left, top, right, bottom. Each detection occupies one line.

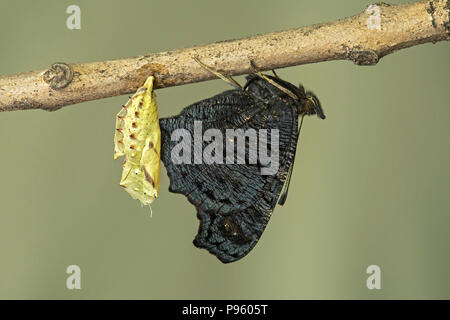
left=114, top=76, right=161, bottom=206
left=159, top=63, right=325, bottom=263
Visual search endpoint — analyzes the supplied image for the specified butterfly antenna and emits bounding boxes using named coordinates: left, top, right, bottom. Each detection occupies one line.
left=278, top=114, right=305, bottom=206
left=149, top=204, right=153, bottom=218
left=193, top=56, right=242, bottom=90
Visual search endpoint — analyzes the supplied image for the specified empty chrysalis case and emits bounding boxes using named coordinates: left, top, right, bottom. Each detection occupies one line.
left=114, top=76, right=161, bottom=205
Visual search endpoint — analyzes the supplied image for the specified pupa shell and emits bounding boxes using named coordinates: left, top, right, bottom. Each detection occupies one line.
left=114, top=76, right=161, bottom=205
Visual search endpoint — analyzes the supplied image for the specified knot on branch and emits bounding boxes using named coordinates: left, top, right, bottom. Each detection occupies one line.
left=43, top=62, right=73, bottom=89
left=347, top=49, right=380, bottom=66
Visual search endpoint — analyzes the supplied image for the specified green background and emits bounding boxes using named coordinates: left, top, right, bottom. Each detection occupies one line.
left=0, top=0, right=449, bottom=299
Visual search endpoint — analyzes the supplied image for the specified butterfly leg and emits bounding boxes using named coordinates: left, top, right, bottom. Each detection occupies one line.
left=271, top=69, right=281, bottom=79
left=247, top=59, right=279, bottom=78
left=193, top=57, right=242, bottom=90
left=249, top=60, right=298, bottom=100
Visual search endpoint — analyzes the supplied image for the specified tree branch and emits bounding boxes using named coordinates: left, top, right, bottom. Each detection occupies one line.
left=0, top=0, right=448, bottom=112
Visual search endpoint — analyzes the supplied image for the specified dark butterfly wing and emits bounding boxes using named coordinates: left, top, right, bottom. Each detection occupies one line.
left=159, top=89, right=298, bottom=263
left=161, top=90, right=267, bottom=213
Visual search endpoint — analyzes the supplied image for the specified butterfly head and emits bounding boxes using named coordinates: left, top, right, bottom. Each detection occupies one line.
left=245, top=74, right=325, bottom=120
left=302, top=91, right=325, bottom=120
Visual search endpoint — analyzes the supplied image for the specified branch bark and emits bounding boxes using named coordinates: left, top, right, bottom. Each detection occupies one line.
left=0, top=0, right=448, bottom=112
